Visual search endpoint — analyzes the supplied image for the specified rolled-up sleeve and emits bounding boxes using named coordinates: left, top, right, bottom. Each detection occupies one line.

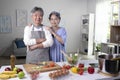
left=23, top=26, right=36, bottom=46
left=42, top=29, right=53, bottom=48
left=61, top=28, right=67, bottom=45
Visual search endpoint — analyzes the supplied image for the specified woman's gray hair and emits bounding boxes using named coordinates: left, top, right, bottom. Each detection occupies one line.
left=31, top=7, right=44, bottom=16
left=49, top=11, right=61, bottom=20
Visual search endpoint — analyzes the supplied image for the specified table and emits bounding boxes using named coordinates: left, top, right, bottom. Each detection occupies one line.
left=0, top=60, right=120, bottom=80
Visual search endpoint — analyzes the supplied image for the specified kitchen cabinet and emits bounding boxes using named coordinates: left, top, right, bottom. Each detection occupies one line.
left=109, top=25, right=120, bottom=54
left=100, top=25, right=120, bottom=54
left=101, top=42, right=120, bottom=54
left=81, top=13, right=95, bottom=55
left=111, top=1, right=120, bottom=25
left=110, top=25, right=120, bottom=43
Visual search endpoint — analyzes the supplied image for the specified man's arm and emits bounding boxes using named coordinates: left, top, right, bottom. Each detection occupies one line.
left=29, top=43, right=44, bottom=51
left=36, top=38, right=46, bottom=44
left=23, top=26, right=36, bottom=46
left=24, top=26, right=46, bottom=46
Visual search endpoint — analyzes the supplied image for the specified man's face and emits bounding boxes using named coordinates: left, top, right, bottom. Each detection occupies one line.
left=32, top=11, right=43, bottom=25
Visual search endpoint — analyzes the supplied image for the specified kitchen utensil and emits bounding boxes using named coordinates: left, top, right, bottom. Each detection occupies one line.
left=29, top=63, right=44, bottom=66
left=111, top=57, right=120, bottom=61
left=98, top=54, right=120, bottom=74
left=60, top=50, right=73, bottom=61
left=23, top=61, right=61, bottom=73
left=61, top=50, right=78, bottom=66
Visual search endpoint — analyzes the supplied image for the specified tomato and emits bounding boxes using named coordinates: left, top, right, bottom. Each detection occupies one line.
left=49, top=62, right=55, bottom=67
left=78, top=63, right=84, bottom=68
left=43, top=65, right=49, bottom=68
left=78, top=70, right=84, bottom=75
left=66, top=65, right=71, bottom=70
left=78, top=68, right=84, bottom=75
left=62, top=64, right=71, bottom=70
left=88, top=66, right=94, bottom=74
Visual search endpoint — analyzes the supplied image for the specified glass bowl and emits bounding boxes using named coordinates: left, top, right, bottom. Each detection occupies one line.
left=66, top=53, right=79, bottom=66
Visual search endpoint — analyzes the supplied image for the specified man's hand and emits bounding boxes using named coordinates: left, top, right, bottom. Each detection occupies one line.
left=36, top=38, right=46, bottom=44
left=28, top=23, right=32, bottom=27
left=45, top=27, right=53, bottom=33
left=29, top=44, right=38, bottom=51
left=29, top=43, right=44, bottom=51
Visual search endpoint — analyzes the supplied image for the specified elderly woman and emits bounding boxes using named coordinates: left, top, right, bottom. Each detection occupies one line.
left=23, top=7, right=53, bottom=63
left=47, top=11, right=67, bottom=62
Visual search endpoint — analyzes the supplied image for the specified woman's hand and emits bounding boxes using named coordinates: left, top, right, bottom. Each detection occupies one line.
left=45, top=27, right=53, bottom=33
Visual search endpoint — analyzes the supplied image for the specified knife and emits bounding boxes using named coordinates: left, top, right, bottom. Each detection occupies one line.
left=29, top=63, right=44, bottom=66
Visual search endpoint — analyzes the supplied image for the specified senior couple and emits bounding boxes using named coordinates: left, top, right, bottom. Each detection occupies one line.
left=23, top=7, right=67, bottom=63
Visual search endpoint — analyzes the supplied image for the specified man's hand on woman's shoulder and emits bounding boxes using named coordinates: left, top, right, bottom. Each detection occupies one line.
left=45, top=26, right=53, bottom=33
left=28, top=23, right=32, bottom=27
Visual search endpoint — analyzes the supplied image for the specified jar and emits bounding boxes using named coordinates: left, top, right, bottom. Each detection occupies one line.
left=10, top=55, right=16, bottom=70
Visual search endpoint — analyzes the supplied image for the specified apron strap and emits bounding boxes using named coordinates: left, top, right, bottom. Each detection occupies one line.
left=32, top=25, right=34, bottom=31
left=32, top=25, right=44, bottom=31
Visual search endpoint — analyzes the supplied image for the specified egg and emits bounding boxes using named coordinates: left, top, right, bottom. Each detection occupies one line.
left=49, top=73, right=52, bottom=78
left=66, top=70, right=69, bottom=74
left=51, top=74, right=56, bottom=78
left=54, top=72, right=59, bottom=77
left=48, top=68, right=70, bottom=79
left=58, top=71, right=62, bottom=76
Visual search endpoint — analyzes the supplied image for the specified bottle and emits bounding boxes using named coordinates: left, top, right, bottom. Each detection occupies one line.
left=10, top=55, right=16, bottom=70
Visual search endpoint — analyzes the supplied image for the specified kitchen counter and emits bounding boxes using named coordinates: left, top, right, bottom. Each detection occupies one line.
left=0, top=60, right=120, bottom=80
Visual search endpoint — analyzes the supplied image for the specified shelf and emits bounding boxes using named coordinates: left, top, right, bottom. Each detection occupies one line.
left=111, top=25, right=120, bottom=27
left=81, top=13, right=94, bottom=55
left=82, top=32, right=88, bottom=34
left=82, top=24, right=89, bottom=26
left=111, top=1, right=120, bottom=25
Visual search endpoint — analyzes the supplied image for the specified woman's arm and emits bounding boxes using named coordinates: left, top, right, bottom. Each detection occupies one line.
left=47, top=27, right=67, bottom=45
left=52, top=31, right=64, bottom=44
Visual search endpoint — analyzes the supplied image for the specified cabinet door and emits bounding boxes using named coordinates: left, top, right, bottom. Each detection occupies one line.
left=110, top=25, right=120, bottom=43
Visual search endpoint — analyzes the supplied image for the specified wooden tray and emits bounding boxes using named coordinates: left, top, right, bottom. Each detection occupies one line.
left=98, top=70, right=119, bottom=77
left=23, top=61, right=61, bottom=73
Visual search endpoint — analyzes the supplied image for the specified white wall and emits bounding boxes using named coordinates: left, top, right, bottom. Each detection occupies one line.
left=0, top=0, right=88, bottom=56
left=95, top=0, right=111, bottom=43
left=87, top=0, right=96, bottom=13
left=87, top=0, right=111, bottom=54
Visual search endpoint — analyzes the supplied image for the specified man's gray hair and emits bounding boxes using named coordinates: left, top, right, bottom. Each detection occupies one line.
left=31, top=6, right=44, bottom=16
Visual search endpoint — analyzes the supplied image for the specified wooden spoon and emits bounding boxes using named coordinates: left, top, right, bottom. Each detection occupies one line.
left=60, top=50, right=73, bottom=61
left=111, top=57, right=120, bottom=61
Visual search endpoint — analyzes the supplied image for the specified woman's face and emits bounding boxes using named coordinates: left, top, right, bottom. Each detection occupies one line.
left=32, top=11, right=43, bottom=25
left=49, top=15, right=60, bottom=27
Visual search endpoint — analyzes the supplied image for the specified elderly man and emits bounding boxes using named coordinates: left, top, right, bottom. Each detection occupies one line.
left=23, top=7, right=53, bottom=63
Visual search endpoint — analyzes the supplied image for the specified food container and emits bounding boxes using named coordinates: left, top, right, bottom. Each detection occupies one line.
left=98, top=54, right=120, bottom=74
left=66, top=53, right=78, bottom=66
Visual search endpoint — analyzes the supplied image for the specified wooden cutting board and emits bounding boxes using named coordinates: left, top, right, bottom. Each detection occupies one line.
left=98, top=70, right=119, bottom=77
left=23, top=61, right=62, bottom=73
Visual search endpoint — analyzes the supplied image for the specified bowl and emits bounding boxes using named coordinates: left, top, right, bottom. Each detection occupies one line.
left=66, top=53, right=79, bottom=66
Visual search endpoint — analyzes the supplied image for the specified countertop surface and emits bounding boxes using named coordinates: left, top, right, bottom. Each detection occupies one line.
left=0, top=60, right=120, bottom=80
